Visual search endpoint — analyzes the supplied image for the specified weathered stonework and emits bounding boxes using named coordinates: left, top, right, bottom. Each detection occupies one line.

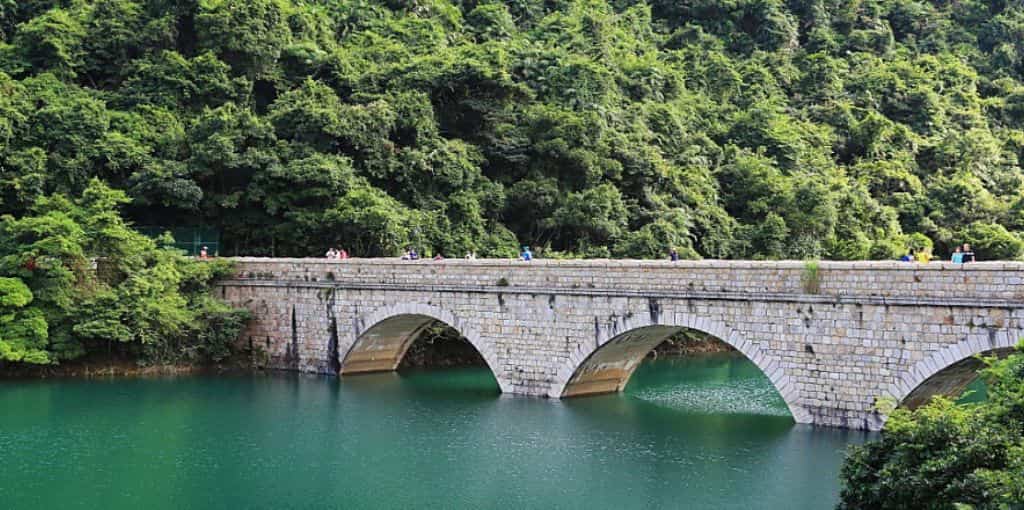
left=217, top=258, right=1024, bottom=430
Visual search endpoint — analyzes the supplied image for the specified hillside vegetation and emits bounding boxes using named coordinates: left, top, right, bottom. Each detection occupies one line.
left=1, top=0, right=1024, bottom=260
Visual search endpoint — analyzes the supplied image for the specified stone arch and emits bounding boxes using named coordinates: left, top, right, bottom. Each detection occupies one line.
left=549, top=312, right=812, bottom=424
left=886, top=328, right=1021, bottom=411
left=343, top=303, right=511, bottom=392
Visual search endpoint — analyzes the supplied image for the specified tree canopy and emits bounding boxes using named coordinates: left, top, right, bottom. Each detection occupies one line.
left=0, top=0, right=1022, bottom=260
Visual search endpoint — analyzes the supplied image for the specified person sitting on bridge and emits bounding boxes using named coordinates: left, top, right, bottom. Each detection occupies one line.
left=433, top=253, right=444, bottom=261
left=410, top=249, right=419, bottom=260
left=326, top=247, right=338, bottom=259
left=670, top=248, right=679, bottom=261
left=520, top=246, right=532, bottom=261
left=339, top=249, right=349, bottom=260
left=900, top=252, right=914, bottom=262
left=951, top=246, right=963, bottom=263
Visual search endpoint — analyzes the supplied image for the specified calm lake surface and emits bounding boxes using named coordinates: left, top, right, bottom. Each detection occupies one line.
left=0, top=353, right=872, bottom=509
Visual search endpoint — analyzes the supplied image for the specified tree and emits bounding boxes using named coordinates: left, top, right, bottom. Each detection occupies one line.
left=195, top=0, right=292, bottom=80
left=613, top=214, right=699, bottom=259
left=0, top=276, right=49, bottom=364
left=838, top=343, right=1024, bottom=509
left=320, top=183, right=427, bottom=257
left=0, top=180, right=249, bottom=364
left=13, top=8, right=84, bottom=77
left=80, top=0, right=155, bottom=86
left=961, top=222, right=1024, bottom=261
left=120, top=51, right=245, bottom=110
left=551, top=183, right=629, bottom=251
left=467, top=3, right=516, bottom=41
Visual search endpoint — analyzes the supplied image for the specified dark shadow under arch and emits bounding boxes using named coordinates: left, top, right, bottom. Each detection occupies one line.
left=886, top=329, right=1021, bottom=417
left=900, top=346, right=1014, bottom=410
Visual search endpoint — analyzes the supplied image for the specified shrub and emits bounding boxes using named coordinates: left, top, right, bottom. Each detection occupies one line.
left=801, top=260, right=821, bottom=294
left=838, top=342, right=1024, bottom=509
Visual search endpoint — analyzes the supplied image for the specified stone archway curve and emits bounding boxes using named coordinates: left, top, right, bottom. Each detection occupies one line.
left=548, top=312, right=812, bottom=424
left=349, top=302, right=512, bottom=393
left=885, top=328, right=1022, bottom=408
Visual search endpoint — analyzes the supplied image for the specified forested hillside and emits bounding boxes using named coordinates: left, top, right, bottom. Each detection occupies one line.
left=2, top=0, right=1024, bottom=260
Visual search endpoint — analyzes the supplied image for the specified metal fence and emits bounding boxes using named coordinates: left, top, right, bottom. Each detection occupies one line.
left=137, top=227, right=221, bottom=257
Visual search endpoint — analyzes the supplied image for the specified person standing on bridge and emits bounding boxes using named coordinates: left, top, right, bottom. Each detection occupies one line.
left=951, top=246, right=963, bottom=263
left=670, top=248, right=679, bottom=261
left=520, top=246, right=532, bottom=261
left=962, top=243, right=975, bottom=263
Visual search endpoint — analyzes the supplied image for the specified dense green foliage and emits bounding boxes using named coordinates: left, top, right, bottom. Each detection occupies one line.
left=0, top=179, right=249, bottom=365
left=839, top=343, right=1024, bottom=509
left=1, top=0, right=1023, bottom=259
left=0, top=276, right=49, bottom=363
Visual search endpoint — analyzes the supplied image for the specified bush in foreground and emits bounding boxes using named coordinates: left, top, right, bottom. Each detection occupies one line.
left=838, top=343, right=1024, bottom=509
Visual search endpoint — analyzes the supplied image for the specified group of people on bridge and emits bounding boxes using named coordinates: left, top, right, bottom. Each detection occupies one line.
left=320, top=246, right=534, bottom=261
left=324, top=248, right=349, bottom=260
left=898, top=243, right=977, bottom=263
left=395, top=247, right=529, bottom=261
left=317, top=244, right=983, bottom=263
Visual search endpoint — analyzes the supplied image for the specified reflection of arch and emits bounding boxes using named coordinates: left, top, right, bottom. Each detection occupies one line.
left=887, top=329, right=1021, bottom=410
left=549, top=313, right=811, bottom=424
left=343, top=303, right=511, bottom=392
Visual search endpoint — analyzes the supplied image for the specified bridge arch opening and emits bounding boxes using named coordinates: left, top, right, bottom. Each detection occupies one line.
left=553, top=320, right=808, bottom=423
left=341, top=305, right=509, bottom=392
left=891, top=331, right=1020, bottom=412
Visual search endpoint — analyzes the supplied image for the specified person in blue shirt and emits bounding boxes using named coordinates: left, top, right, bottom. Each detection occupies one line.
left=899, top=252, right=914, bottom=262
left=520, top=246, right=532, bottom=261
left=951, top=246, right=963, bottom=263
left=670, top=248, right=679, bottom=261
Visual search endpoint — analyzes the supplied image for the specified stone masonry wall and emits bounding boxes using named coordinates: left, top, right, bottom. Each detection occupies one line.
left=217, top=258, right=1024, bottom=430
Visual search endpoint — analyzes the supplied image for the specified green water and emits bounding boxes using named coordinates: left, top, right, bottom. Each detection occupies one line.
left=0, top=353, right=871, bottom=509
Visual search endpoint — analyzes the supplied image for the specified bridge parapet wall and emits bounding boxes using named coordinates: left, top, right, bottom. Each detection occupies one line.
left=227, top=258, right=1024, bottom=303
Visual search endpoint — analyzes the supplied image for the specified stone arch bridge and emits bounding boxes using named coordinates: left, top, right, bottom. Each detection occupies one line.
left=217, top=258, right=1024, bottom=430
